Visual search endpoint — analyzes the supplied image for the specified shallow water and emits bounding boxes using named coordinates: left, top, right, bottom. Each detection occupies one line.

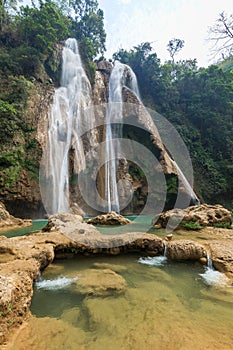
left=7, top=254, right=233, bottom=350
left=0, top=220, right=48, bottom=238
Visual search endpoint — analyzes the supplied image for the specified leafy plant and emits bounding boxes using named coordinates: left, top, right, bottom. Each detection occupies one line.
left=212, top=222, right=232, bottom=229
left=181, top=220, right=203, bottom=230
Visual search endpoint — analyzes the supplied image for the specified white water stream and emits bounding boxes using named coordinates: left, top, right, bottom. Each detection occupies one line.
left=44, top=38, right=93, bottom=214
left=43, top=40, right=198, bottom=215
left=105, top=61, right=139, bottom=212
left=200, top=252, right=229, bottom=286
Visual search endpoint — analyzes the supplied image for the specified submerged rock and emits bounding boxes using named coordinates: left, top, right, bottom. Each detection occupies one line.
left=1, top=211, right=233, bottom=345
left=75, top=268, right=127, bottom=296
left=154, top=204, right=232, bottom=229
left=86, top=212, right=131, bottom=225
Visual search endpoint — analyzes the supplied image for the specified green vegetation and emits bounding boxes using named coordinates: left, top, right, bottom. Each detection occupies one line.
left=0, top=1, right=232, bottom=210
left=0, top=0, right=106, bottom=194
left=212, top=222, right=232, bottom=229
left=181, top=220, right=203, bottom=231
left=113, top=42, right=233, bottom=208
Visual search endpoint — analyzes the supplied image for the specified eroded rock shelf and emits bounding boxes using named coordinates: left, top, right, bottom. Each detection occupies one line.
left=0, top=211, right=233, bottom=345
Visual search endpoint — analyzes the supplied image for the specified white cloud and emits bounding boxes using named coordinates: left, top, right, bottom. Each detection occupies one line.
left=102, top=0, right=233, bottom=66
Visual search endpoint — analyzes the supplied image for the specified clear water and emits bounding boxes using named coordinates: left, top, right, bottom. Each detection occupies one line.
left=7, top=255, right=233, bottom=350
left=0, top=220, right=47, bottom=238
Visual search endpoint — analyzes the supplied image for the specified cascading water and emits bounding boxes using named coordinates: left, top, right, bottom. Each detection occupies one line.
left=41, top=43, right=199, bottom=216
left=105, top=61, right=139, bottom=212
left=43, top=38, right=93, bottom=214
left=199, top=252, right=229, bottom=285
left=171, top=159, right=200, bottom=205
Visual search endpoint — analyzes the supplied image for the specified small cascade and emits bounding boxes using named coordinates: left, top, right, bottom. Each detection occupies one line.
left=138, top=241, right=167, bottom=266
left=43, top=38, right=93, bottom=214
left=35, top=276, right=78, bottom=290
left=163, top=240, right=167, bottom=257
left=206, top=252, right=213, bottom=269
left=105, top=61, right=140, bottom=212
left=171, top=159, right=200, bottom=205
left=199, top=252, right=229, bottom=286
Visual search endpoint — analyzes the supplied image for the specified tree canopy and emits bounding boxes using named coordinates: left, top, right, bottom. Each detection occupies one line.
left=113, top=43, right=233, bottom=207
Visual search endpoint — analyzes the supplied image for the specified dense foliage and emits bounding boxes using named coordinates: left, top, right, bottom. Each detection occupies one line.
left=113, top=44, right=233, bottom=207
left=0, top=1, right=232, bottom=209
left=0, top=0, right=106, bottom=194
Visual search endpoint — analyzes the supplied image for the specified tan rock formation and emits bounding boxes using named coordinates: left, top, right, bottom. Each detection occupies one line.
left=154, top=204, right=232, bottom=229
left=208, top=241, right=233, bottom=277
left=0, top=202, right=31, bottom=231
left=166, top=240, right=206, bottom=260
left=86, top=212, right=131, bottom=225
left=1, top=216, right=233, bottom=345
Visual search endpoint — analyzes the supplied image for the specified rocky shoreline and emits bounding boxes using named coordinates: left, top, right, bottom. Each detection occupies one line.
left=0, top=202, right=32, bottom=232
left=0, top=209, right=233, bottom=346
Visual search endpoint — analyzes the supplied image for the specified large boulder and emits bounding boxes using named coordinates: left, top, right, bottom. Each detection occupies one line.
left=154, top=204, right=232, bottom=229
left=166, top=240, right=206, bottom=261
left=208, top=241, right=233, bottom=277
left=0, top=258, right=39, bottom=344
left=0, top=201, right=31, bottom=230
left=42, top=212, right=96, bottom=235
left=86, top=212, right=131, bottom=225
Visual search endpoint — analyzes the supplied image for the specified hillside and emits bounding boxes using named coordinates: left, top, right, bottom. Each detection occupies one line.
left=0, top=1, right=232, bottom=216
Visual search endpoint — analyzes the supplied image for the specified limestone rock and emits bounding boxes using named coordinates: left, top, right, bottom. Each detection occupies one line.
left=96, top=60, right=113, bottom=74
left=208, top=241, right=233, bottom=278
left=43, top=213, right=89, bottom=232
left=154, top=204, right=232, bottom=229
left=166, top=240, right=206, bottom=260
left=0, top=259, right=39, bottom=344
left=92, top=262, right=127, bottom=273
left=76, top=268, right=127, bottom=296
left=86, top=212, right=131, bottom=225
left=0, top=201, right=32, bottom=230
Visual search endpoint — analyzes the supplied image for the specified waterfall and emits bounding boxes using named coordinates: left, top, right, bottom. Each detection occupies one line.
left=171, top=159, right=200, bottom=205
left=199, top=252, right=229, bottom=285
left=105, top=61, right=139, bottom=212
left=163, top=241, right=167, bottom=257
left=44, top=38, right=93, bottom=214
left=206, top=252, right=213, bottom=269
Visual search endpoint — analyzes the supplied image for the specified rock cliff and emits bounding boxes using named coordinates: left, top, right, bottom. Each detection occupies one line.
left=0, top=51, right=197, bottom=218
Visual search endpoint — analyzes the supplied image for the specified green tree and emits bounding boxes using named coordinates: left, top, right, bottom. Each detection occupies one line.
left=167, top=38, right=185, bottom=65
left=15, top=0, right=71, bottom=58
left=0, top=0, right=21, bottom=30
left=69, top=0, right=106, bottom=58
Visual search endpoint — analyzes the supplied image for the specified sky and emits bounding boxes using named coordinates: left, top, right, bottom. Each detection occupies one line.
left=98, top=0, right=233, bottom=67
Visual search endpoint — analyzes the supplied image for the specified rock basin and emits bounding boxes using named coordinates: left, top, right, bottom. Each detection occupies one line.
left=0, top=210, right=233, bottom=346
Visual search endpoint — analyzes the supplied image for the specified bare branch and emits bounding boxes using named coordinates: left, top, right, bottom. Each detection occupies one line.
left=208, top=11, right=233, bottom=61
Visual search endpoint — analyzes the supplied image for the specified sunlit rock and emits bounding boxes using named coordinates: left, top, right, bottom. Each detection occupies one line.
left=154, top=204, right=232, bottom=229
left=86, top=211, right=131, bottom=225
left=166, top=240, right=206, bottom=260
